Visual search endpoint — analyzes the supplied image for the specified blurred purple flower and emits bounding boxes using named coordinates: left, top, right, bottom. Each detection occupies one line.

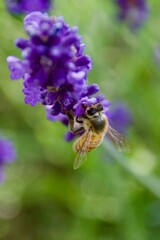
left=0, top=135, right=16, bottom=182
left=115, top=0, right=149, bottom=29
left=5, top=0, right=52, bottom=14
left=108, top=102, right=132, bottom=134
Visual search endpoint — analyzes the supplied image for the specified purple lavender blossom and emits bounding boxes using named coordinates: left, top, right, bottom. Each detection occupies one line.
left=0, top=135, right=16, bottom=182
left=108, top=102, right=132, bottom=134
left=115, top=0, right=149, bottom=29
left=64, top=131, right=76, bottom=142
left=7, top=12, right=131, bottom=145
left=7, top=12, right=96, bottom=116
left=5, top=0, right=52, bottom=14
left=46, top=105, right=69, bottom=124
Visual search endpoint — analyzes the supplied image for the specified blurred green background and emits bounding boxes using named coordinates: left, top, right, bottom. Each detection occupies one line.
left=1, top=0, right=160, bottom=239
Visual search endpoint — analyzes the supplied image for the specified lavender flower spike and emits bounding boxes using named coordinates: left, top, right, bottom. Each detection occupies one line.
left=6, top=0, right=52, bottom=15
left=115, top=0, right=149, bottom=29
left=7, top=12, right=94, bottom=112
left=7, top=12, right=115, bottom=143
left=0, top=135, right=16, bottom=182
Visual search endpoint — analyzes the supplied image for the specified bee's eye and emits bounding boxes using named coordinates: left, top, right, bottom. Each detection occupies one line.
left=87, top=108, right=97, bottom=116
left=97, top=104, right=103, bottom=111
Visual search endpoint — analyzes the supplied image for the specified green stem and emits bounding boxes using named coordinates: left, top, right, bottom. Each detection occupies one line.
left=102, top=140, right=160, bottom=199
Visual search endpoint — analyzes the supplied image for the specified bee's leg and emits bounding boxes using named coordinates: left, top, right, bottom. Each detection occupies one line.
left=64, top=110, right=74, bottom=121
left=64, top=110, right=84, bottom=134
left=65, top=110, right=75, bottom=130
left=76, top=116, right=83, bottom=124
left=69, top=118, right=84, bottom=134
left=71, top=126, right=84, bottom=134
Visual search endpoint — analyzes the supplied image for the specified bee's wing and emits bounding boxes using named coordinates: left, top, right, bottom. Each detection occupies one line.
left=73, top=128, right=92, bottom=169
left=107, top=125, right=132, bottom=152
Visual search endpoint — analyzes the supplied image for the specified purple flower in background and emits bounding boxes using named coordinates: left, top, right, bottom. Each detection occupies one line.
left=7, top=12, right=94, bottom=116
left=0, top=135, right=16, bottom=182
left=5, top=0, right=52, bottom=14
left=109, top=102, right=132, bottom=134
left=115, top=0, right=149, bottom=29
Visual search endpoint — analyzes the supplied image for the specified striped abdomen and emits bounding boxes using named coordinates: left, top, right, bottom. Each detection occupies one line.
left=73, top=132, right=105, bottom=153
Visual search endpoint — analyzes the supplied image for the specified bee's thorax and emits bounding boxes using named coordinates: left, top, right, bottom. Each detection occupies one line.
left=83, top=114, right=108, bottom=134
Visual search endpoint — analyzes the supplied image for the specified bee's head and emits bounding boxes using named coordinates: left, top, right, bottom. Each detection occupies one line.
left=86, top=103, right=104, bottom=118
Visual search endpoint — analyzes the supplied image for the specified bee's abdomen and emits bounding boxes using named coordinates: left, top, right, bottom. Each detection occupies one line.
left=73, top=133, right=104, bottom=153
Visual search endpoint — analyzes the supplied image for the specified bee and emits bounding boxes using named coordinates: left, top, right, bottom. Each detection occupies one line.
left=66, top=103, right=131, bottom=169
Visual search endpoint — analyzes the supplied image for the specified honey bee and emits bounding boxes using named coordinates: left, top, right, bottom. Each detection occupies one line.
left=66, top=103, right=131, bottom=169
